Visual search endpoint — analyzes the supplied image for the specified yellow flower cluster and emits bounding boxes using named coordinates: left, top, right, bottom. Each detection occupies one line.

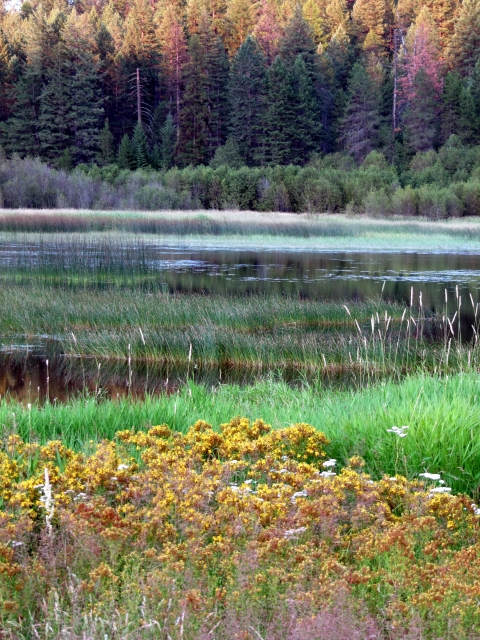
left=1, top=418, right=480, bottom=638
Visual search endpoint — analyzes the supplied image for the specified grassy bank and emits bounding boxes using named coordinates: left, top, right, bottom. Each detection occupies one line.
left=2, top=374, right=479, bottom=496
left=2, top=211, right=480, bottom=251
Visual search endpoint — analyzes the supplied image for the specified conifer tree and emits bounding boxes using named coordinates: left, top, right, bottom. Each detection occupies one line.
left=199, top=14, right=230, bottom=158
left=290, top=55, right=322, bottom=163
left=447, top=0, right=480, bottom=78
left=279, top=4, right=318, bottom=77
left=98, top=118, right=115, bottom=165
left=225, top=0, right=257, bottom=54
left=131, top=121, right=150, bottom=168
left=160, top=112, right=176, bottom=170
left=228, top=35, right=267, bottom=165
left=265, top=56, right=295, bottom=165
left=117, top=133, right=134, bottom=168
left=177, top=35, right=209, bottom=166
left=327, top=24, right=352, bottom=85
left=303, top=0, right=324, bottom=44
left=403, top=68, right=438, bottom=152
left=341, top=62, right=380, bottom=162
left=157, top=5, right=188, bottom=138
left=325, top=0, right=350, bottom=39
left=440, top=72, right=476, bottom=143
left=351, top=0, right=393, bottom=50
left=253, top=0, right=282, bottom=63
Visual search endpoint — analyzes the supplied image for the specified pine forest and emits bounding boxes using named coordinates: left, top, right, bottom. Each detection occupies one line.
left=0, top=0, right=480, bottom=173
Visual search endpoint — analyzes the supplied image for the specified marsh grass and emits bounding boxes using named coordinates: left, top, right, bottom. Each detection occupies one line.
left=1, top=373, right=479, bottom=495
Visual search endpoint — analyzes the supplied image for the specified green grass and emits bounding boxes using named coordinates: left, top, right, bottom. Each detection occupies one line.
left=0, top=285, right=474, bottom=380
left=2, top=373, right=480, bottom=495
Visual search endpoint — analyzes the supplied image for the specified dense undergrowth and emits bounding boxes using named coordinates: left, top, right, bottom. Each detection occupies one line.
left=2, top=139, right=480, bottom=216
left=2, top=416, right=480, bottom=638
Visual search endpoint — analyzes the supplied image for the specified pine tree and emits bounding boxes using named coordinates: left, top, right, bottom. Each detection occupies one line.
left=253, top=0, right=282, bottom=63
left=351, top=0, right=393, bottom=50
left=0, top=7, right=51, bottom=155
left=131, top=121, right=150, bottom=168
left=98, top=118, right=115, bottom=165
left=326, top=25, right=352, bottom=85
left=265, top=56, right=295, bottom=165
left=177, top=35, right=209, bottom=166
left=447, top=0, right=480, bottom=78
left=121, top=0, right=159, bottom=129
left=403, top=68, right=438, bottom=152
left=303, top=0, right=324, bottom=44
left=424, top=0, right=460, bottom=49
left=440, top=72, right=476, bottom=144
left=279, top=4, right=318, bottom=77
left=399, top=9, right=443, bottom=106
left=157, top=5, right=188, bottom=138
left=228, top=35, right=267, bottom=165
left=325, top=0, right=350, bottom=39
left=62, top=11, right=103, bottom=164
left=290, top=55, right=322, bottom=163
left=160, top=112, right=176, bottom=170
left=117, top=133, right=134, bottom=168
left=199, top=14, right=230, bottom=158
left=340, top=62, right=380, bottom=162
left=225, top=0, right=257, bottom=54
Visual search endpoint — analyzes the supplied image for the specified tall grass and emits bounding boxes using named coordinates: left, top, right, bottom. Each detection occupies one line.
left=2, top=373, right=480, bottom=495
left=0, top=284, right=477, bottom=383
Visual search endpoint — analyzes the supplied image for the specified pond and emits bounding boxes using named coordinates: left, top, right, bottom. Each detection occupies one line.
left=1, top=240, right=479, bottom=402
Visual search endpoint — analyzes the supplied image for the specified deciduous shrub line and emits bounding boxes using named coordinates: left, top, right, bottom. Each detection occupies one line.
left=2, top=150, right=480, bottom=216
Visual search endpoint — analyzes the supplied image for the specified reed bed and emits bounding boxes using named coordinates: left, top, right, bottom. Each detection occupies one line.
left=2, top=210, right=480, bottom=240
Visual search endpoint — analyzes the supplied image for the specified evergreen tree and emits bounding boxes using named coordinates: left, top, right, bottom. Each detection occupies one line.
left=440, top=72, right=476, bottom=144
left=290, top=55, right=322, bottom=163
left=117, top=133, right=134, bottom=168
left=279, top=4, right=318, bottom=77
left=265, top=56, right=295, bottom=165
left=228, top=35, right=267, bottom=165
left=131, top=121, right=150, bottom=168
left=424, top=0, right=460, bottom=48
left=327, top=25, right=352, bottom=85
left=160, top=112, right=176, bottom=170
left=253, top=0, right=282, bottom=63
left=340, top=62, right=380, bottom=162
left=98, top=118, right=115, bottom=165
left=210, top=136, right=244, bottom=168
left=351, top=0, right=393, bottom=50
left=199, top=14, right=230, bottom=158
left=447, top=0, right=480, bottom=78
left=121, top=0, right=159, bottom=129
left=157, top=5, right=188, bottom=138
left=303, top=0, right=324, bottom=44
left=225, top=0, right=257, bottom=54
left=177, top=35, right=209, bottom=166
left=403, top=68, right=438, bottom=153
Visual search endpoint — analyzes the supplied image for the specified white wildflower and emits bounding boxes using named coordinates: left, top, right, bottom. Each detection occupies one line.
left=419, top=472, right=442, bottom=481
left=322, top=459, right=337, bottom=468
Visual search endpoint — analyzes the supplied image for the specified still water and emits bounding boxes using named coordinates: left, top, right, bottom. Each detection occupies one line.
left=1, top=242, right=480, bottom=401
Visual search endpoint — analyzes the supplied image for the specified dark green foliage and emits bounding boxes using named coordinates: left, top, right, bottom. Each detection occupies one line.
left=210, top=136, right=244, bottom=168
left=177, top=35, right=209, bottom=167
left=131, top=122, right=150, bottom=169
left=341, top=63, right=380, bottom=162
left=265, top=57, right=295, bottom=165
left=228, top=36, right=267, bottom=165
left=160, top=113, right=176, bottom=170
left=117, top=134, right=135, bottom=169
left=440, top=72, right=477, bottom=145
left=98, top=119, right=115, bottom=166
